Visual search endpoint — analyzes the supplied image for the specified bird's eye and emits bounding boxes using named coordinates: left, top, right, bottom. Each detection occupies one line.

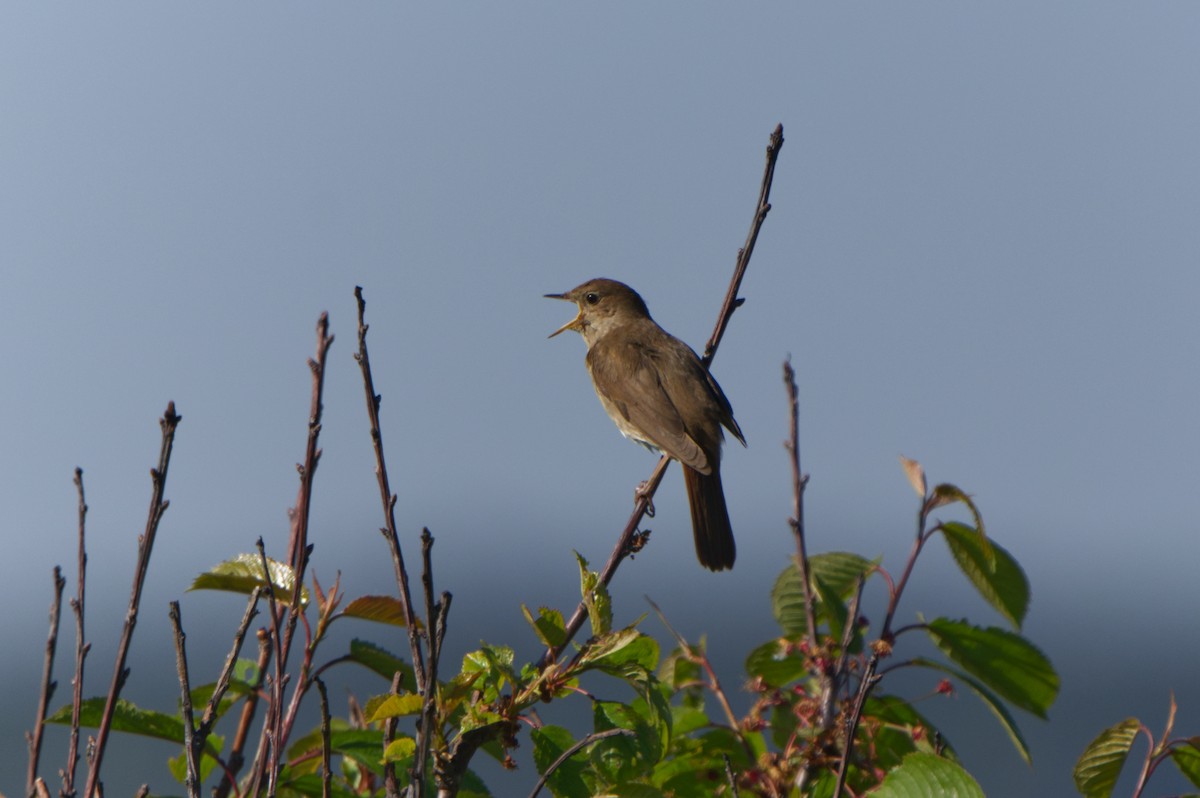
left=584, top=292, right=600, bottom=305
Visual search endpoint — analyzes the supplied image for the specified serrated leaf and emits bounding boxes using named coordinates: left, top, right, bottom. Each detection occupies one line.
left=167, top=733, right=224, bottom=784
left=363, top=692, right=424, bottom=722
left=771, top=552, right=873, bottom=637
left=522, top=604, right=567, bottom=648
left=276, top=773, right=361, bottom=798
left=189, top=553, right=308, bottom=605
left=382, top=736, right=416, bottom=764
left=940, top=522, right=1029, bottom=629
left=929, top=484, right=990, bottom=561
left=1073, top=718, right=1140, bottom=797
left=532, top=726, right=590, bottom=798
left=872, top=752, right=984, bottom=798
left=911, top=657, right=1031, bottom=765
left=580, top=628, right=657, bottom=674
left=608, top=785, right=666, bottom=797
left=1171, top=740, right=1200, bottom=788
left=900, top=455, right=927, bottom=497
left=864, top=694, right=957, bottom=770
left=577, top=552, right=612, bottom=636
left=343, top=595, right=411, bottom=627
left=592, top=702, right=657, bottom=782
left=744, top=639, right=809, bottom=688
left=346, top=639, right=416, bottom=689
left=47, top=697, right=184, bottom=743
left=925, top=618, right=1058, bottom=718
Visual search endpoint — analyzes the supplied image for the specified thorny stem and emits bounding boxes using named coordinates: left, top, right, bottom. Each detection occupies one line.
left=83, top=402, right=181, bottom=798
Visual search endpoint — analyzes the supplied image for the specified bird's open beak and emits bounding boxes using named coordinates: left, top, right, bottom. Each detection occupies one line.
left=545, top=292, right=582, bottom=338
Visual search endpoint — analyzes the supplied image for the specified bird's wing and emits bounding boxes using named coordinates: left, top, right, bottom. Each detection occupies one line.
left=587, top=337, right=711, bottom=473
left=704, top=369, right=745, bottom=446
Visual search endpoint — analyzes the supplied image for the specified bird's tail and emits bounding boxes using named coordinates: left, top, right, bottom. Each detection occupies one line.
left=683, top=465, right=736, bottom=571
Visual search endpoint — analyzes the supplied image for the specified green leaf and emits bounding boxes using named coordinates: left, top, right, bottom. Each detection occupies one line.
left=1073, top=718, right=1140, bottom=798
left=284, top=727, right=385, bottom=776
left=343, top=595, right=411, bottom=627
left=771, top=552, right=873, bottom=637
left=592, top=701, right=659, bottom=782
left=910, top=658, right=1031, bottom=764
left=461, top=644, right=517, bottom=702
left=925, top=618, right=1058, bottom=718
left=577, top=552, right=613, bottom=636
left=167, top=733, right=224, bottom=784
left=608, top=786, right=666, bottom=797
left=346, top=639, right=416, bottom=689
left=47, top=697, right=185, bottom=743
left=581, top=628, right=659, bottom=676
left=382, top=736, right=416, bottom=765
left=744, top=639, right=809, bottom=688
left=940, top=521, right=1029, bottom=629
left=532, top=725, right=591, bottom=798
left=188, top=553, right=308, bottom=605
left=522, top=604, right=567, bottom=648
left=186, top=676, right=255, bottom=723
left=363, top=692, right=424, bottom=722
left=659, top=646, right=702, bottom=691
left=276, top=772, right=361, bottom=798
left=872, top=752, right=984, bottom=798
left=1172, top=740, right=1200, bottom=788
left=864, top=694, right=957, bottom=771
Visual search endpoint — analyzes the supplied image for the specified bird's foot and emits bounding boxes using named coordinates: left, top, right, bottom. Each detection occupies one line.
left=635, top=481, right=655, bottom=517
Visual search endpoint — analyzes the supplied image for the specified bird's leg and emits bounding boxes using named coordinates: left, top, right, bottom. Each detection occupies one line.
left=635, top=480, right=656, bottom=517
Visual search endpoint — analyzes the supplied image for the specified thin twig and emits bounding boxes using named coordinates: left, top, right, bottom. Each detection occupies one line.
left=27, top=567, right=65, bottom=796
left=723, top=754, right=741, bottom=797
left=382, top=669, right=404, bottom=798
left=178, top=588, right=263, bottom=798
left=354, top=287, right=430, bottom=796
left=252, top=538, right=287, bottom=797
left=169, top=602, right=201, bottom=798
left=215, top=629, right=272, bottom=798
left=703, top=122, right=785, bottom=364
left=782, top=359, right=818, bottom=654
left=526, top=728, right=634, bottom=798
left=63, top=467, right=89, bottom=798
left=543, top=123, right=784, bottom=667
left=315, top=677, right=332, bottom=798
left=83, top=402, right=182, bottom=798
left=197, top=588, right=262, bottom=742
left=416, top=528, right=451, bottom=794
left=645, top=597, right=756, bottom=763
left=835, top=654, right=881, bottom=797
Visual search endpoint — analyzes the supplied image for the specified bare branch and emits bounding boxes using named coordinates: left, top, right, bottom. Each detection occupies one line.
left=83, top=402, right=182, bottom=798
left=27, top=567, right=65, bottom=797
left=782, top=359, right=818, bottom=655
left=63, top=467, right=89, bottom=798
left=315, top=678, right=332, bottom=798
left=169, top=602, right=201, bottom=798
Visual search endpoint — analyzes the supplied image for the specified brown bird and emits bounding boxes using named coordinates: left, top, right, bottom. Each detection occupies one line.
left=546, top=278, right=745, bottom=571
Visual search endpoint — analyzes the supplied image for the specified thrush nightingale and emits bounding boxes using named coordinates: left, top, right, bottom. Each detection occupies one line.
left=546, top=278, right=745, bottom=571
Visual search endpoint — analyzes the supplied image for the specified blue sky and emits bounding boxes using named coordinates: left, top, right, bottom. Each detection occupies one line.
left=3, top=4, right=1199, bottom=795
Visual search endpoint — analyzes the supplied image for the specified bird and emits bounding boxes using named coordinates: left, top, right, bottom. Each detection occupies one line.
left=546, top=278, right=745, bottom=571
